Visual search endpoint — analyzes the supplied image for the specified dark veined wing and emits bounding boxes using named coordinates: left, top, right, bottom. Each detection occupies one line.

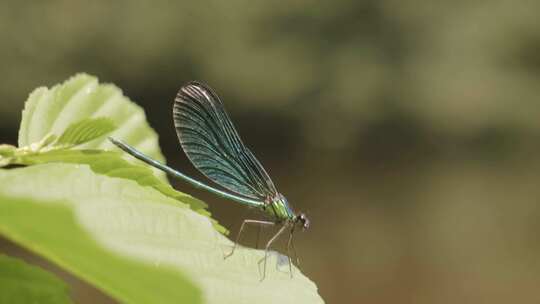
left=173, top=81, right=278, bottom=201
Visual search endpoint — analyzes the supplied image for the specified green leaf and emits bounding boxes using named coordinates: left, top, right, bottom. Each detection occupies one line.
left=0, top=144, right=16, bottom=157
left=14, top=148, right=230, bottom=234
left=0, top=169, right=201, bottom=304
left=55, top=117, right=116, bottom=147
left=0, top=145, right=16, bottom=166
left=0, top=164, right=324, bottom=304
left=18, top=73, right=167, bottom=181
left=0, top=254, right=73, bottom=304
left=5, top=73, right=226, bottom=234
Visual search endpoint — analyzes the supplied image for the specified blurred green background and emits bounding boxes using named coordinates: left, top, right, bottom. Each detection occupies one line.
left=1, top=1, right=540, bottom=303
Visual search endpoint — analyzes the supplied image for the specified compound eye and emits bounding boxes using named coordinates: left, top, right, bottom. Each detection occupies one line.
left=299, top=213, right=310, bottom=230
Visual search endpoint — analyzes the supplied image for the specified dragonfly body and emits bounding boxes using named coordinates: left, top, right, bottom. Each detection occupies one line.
left=109, top=81, right=308, bottom=280
left=268, top=194, right=295, bottom=221
left=111, top=136, right=301, bottom=223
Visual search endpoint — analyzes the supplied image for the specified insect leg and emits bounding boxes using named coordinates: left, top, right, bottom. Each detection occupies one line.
left=224, top=219, right=274, bottom=259
left=286, top=226, right=296, bottom=278
left=258, top=223, right=289, bottom=281
left=290, top=232, right=300, bottom=266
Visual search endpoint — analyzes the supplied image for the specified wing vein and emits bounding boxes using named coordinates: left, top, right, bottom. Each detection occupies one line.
left=173, top=82, right=278, bottom=200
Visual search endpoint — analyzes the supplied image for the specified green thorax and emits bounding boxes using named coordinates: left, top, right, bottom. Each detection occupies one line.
left=266, top=193, right=295, bottom=222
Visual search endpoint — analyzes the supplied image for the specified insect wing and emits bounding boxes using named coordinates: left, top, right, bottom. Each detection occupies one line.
left=173, top=82, right=277, bottom=201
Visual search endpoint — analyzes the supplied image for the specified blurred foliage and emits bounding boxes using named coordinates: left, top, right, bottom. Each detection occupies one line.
left=1, top=1, right=539, bottom=153
left=1, top=1, right=540, bottom=303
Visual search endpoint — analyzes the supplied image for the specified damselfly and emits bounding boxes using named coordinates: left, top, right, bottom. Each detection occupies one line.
left=109, top=82, right=309, bottom=280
